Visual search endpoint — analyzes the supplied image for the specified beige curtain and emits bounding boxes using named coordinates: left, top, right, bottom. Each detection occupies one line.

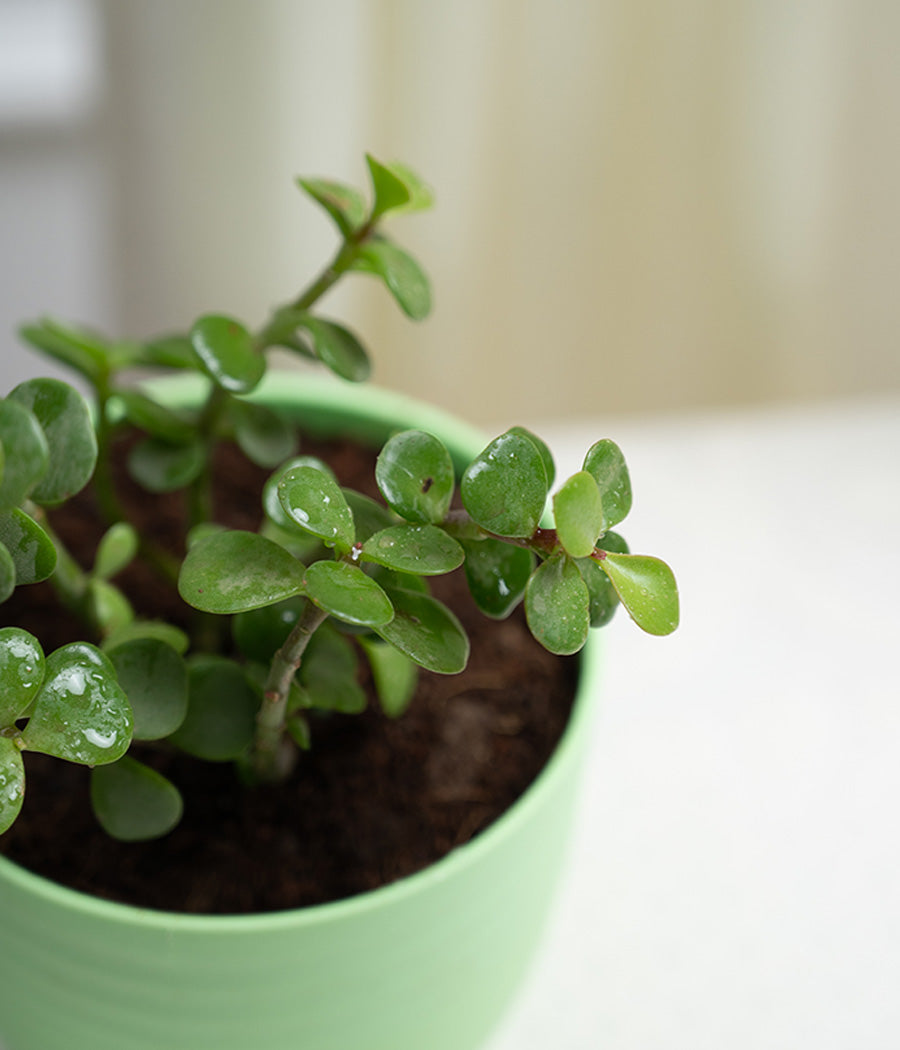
left=102, top=0, right=900, bottom=424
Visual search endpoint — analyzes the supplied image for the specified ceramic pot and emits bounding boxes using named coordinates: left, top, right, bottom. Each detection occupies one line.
left=0, top=374, right=602, bottom=1050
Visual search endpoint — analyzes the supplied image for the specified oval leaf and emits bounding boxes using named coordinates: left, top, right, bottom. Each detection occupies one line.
left=17, top=318, right=108, bottom=383
left=461, top=537, right=534, bottom=619
left=553, top=471, right=605, bottom=558
left=296, top=177, right=367, bottom=236
left=0, top=509, right=58, bottom=585
left=0, top=627, right=45, bottom=725
left=111, top=389, right=194, bottom=443
left=170, top=656, right=257, bottom=761
left=138, top=334, right=197, bottom=369
left=0, top=737, right=25, bottom=834
left=375, top=588, right=469, bottom=674
left=375, top=430, right=455, bottom=524
left=8, top=378, right=98, bottom=507
left=127, top=436, right=205, bottom=493
left=87, top=578, right=134, bottom=637
left=583, top=439, right=633, bottom=529
left=354, top=240, right=431, bottom=320
left=101, top=619, right=189, bottom=655
left=294, top=317, right=371, bottom=382
left=299, top=624, right=366, bottom=714
left=190, top=314, right=265, bottom=394
left=575, top=530, right=629, bottom=628
left=0, top=398, right=49, bottom=511
left=228, top=398, right=298, bottom=468
left=90, top=757, right=183, bottom=841
left=343, top=489, right=396, bottom=544
left=107, top=638, right=188, bottom=740
left=278, top=465, right=355, bottom=553
left=263, top=455, right=336, bottom=531
left=93, top=522, right=139, bottom=580
left=525, top=553, right=590, bottom=656
left=361, top=524, right=463, bottom=576
left=179, top=530, right=306, bottom=613
left=507, top=426, right=556, bottom=490
left=304, top=560, right=393, bottom=627
left=599, top=553, right=679, bottom=636
left=461, top=431, right=549, bottom=538
left=22, top=642, right=132, bottom=765
left=359, top=636, right=418, bottom=718
left=0, top=543, right=14, bottom=604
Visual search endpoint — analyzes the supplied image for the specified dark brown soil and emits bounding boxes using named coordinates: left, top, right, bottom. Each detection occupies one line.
left=0, top=433, right=576, bottom=914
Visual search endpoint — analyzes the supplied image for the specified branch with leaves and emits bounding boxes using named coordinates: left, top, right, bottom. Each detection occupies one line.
left=0, top=156, right=678, bottom=841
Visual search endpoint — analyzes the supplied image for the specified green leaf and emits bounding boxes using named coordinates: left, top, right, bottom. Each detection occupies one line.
left=107, top=638, right=188, bottom=740
left=296, top=177, right=367, bottom=236
left=461, top=430, right=549, bottom=538
left=583, top=439, right=632, bottom=529
left=375, top=430, right=455, bottom=524
left=179, top=530, right=306, bottom=614
left=0, top=509, right=58, bottom=585
left=190, top=314, right=265, bottom=394
left=87, top=578, right=134, bottom=636
left=353, top=240, right=432, bottom=320
left=359, top=636, right=418, bottom=718
left=361, top=524, right=463, bottom=576
left=18, top=318, right=109, bottom=383
left=111, top=389, right=194, bottom=443
left=0, top=627, right=45, bottom=725
left=101, top=620, right=189, bottom=655
left=293, top=316, right=371, bottom=382
left=232, top=595, right=306, bottom=663
left=366, top=154, right=413, bottom=219
left=599, top=553, right=679, bottom=636
left=138, top=334, right=198, bottom=369
left=0, top=737, right=25, bottom=834
left=304, top=560, right=393, bottom=627
left=576, top=530, right=629, bottom=628
left=22, top=642, right=132, bottom=765
left=507, top=426, right=556, bottom=490
left=263, top=455, right=336, bottom=531
left=93, top=522, right=139, bottom=579
left=128, top=436, right=205, bottom=492
left=0, top=543, right=15, bottom=604
left=343, top=489, right=396, bottom=544
left=0, top=398, right=49, bottom=510
left=91, top=757, right=183, bottom=841
left=375, top=587, right=469, bottom=674
left=525, top=552, right=590, bottom=655
left=228, top=399, right=298, bottom=468
left=381, top=162, right=434, bottom=214
left=461, top=537, right=535, bottom=619
left=8, top=378, right=98, bottom=507
left=170, top=656, right=258, bottom=761
left=299, top=624, right=366, bottom=714
left=553, top=471, right=605, bottom=558
left=277, top=464, right=355, bottom=553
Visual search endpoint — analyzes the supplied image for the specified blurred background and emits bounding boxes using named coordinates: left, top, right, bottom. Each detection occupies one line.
left=1, top=0, right=898, bottom=424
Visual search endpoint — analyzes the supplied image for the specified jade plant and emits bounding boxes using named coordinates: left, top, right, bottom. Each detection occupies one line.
left=0, top=155, right=678, bottom=841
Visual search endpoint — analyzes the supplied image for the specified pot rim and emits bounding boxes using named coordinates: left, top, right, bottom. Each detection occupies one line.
left=0, top=372, right=603, bottom=932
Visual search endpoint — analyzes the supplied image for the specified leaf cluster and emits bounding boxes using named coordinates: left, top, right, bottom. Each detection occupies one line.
left=0, top=157, right=678, bottom=843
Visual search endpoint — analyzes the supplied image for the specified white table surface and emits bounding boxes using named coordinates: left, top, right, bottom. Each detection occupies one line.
left=486, top=395, right=900, bottom=1050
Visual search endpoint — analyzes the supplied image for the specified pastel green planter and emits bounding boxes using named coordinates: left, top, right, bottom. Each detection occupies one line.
left=0, top=375, right=602, bottom=1050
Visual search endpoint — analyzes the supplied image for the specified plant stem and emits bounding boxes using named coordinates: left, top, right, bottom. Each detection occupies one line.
left=250, top=601, right=329, bottom=782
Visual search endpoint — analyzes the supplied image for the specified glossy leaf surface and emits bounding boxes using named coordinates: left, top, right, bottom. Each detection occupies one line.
left=296, top=177, right=367, bottom=235
left=228, top=399, right=297, bottom=468
left=599, top=553, right=679, bottom=636
left=0, top=627, right=45, bottom=724
left=375, top=587, right=469, bottom=674
left=127, top=436, right=205, bottom=493
left=90, top=757, right=183, bottom=842
left=343, top=489, right=396, bottom=544
left=375, top=430, right=455, bottom=524
left=506, top=426, right=555, bottom=490
left=461, top=431, right=549, bottom=538
left=583, top=439, right=632, bottom=529
left=0, top=509, right=57, bottom=585
left=461, top=537, right=534, bottom=619
left=553, top=471, right=605, bottom=558
left=576, top=530, right=628, bottom=627
left=304, top=560, right=393, bottom=627
left=525, top=552, right=590, bottom=655
left=354, top=240, right=431, bottom=320
left=22, top=643, right=132, bottom=765
left=190, top=315, right=265, bottom=394
left=294, top=316, right=371, bottom=382
left=8, top=379, right=97, bottom=506
left=170, top=657, right=257, bottom=761
left=359, top=636, right=418, bottom=718
left=0, top=398, right=48, bottom=510
left=107, top=638, right=188, bottom=740
left=0, top=737, right=25, bottom=834
left=179, top=530, right=306, bottom=613
left=277, top=465, right=355, bottom=552
left=263, top=456, right=336, bottom=531
left=361, top=524, right=464, bottom=576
